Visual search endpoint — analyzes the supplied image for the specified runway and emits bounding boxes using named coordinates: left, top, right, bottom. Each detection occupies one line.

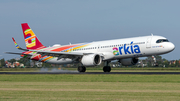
left=1, top=72, right=180, bottom=74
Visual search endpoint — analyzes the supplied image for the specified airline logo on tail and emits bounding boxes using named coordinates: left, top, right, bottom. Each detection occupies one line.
left=21, top=23, right=45, bottom=50
left=24, top=29, right=36, bottom=48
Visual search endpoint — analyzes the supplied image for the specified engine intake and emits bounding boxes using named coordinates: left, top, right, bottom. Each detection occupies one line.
left=81, top=54, right=102, bottom=66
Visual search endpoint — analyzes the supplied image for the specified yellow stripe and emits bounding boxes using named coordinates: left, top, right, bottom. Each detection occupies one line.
left=70, top=44, right=89, bottom=51
left=26, top=43, right=36, bottom=48
left=25, top=29, right=35, bottom=36
left=42, top=56, right=53, bottom=62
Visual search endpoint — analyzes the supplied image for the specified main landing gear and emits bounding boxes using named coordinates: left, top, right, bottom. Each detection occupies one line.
left=103, top=61, right=111, bottom=72
left=78, top=66, right=86, bottom=72
left=103, top=66, right=111, bottom=72
left=77, top=61, right=111, bottom=72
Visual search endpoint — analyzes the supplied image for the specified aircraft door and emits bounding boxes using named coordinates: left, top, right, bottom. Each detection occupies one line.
left=146, top=37, right=152, bottom=48
left=97, top=45, right=100, bottom=52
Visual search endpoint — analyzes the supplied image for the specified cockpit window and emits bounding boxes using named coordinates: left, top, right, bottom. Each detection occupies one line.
left=156, top=39, right=169, bottom=43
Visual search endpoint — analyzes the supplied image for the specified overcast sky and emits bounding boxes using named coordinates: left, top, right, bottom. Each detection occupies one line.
left=0, top=0, right=180, bottom=60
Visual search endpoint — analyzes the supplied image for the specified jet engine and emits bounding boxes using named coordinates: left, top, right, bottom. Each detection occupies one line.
left=81, top=54, right=102, bottom=66
left=120, top=58, right=139, bottom=66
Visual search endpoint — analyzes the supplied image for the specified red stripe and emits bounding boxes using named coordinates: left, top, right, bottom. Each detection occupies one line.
left=51, top=45, right=78, bottom=51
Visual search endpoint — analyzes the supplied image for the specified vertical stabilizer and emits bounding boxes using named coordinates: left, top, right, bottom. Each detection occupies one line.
left=21, top=23, right=46, bottom=50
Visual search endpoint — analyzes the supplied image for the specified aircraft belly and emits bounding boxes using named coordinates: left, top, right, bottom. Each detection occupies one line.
left=44, top=58, right=76, bottom=64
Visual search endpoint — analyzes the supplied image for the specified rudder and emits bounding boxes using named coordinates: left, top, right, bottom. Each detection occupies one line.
left=21, top=23, right=46, bottom=50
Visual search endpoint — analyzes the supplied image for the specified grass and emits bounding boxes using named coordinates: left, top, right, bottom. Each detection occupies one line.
left=0, top=74, right=180, bottom=101
left=1, top=67, right=180, bottom=72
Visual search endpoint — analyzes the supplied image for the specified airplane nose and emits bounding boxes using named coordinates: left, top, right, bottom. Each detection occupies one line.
left=168, top=42, right=175, bottom=51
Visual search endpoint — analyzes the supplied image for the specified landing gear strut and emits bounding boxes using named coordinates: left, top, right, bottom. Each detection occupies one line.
left=103, top=61, right=111, bottom=72
left=78, top=66, right=86, bottom=72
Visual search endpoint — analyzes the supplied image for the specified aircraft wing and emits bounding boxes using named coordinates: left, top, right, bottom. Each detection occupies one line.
left=29, top=50, right=92, bottom=56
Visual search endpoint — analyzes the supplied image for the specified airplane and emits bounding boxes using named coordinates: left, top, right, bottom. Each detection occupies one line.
left=6, top=23, right=175, bottom=72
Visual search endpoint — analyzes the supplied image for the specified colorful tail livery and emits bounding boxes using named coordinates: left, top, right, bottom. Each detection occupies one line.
left=21, top=23, right=46, bottom=50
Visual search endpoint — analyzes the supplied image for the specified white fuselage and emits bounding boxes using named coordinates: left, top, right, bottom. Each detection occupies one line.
left=41, top=35, right=175, bottom=64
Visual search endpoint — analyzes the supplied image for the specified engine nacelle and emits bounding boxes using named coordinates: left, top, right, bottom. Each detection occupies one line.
left=120, top=58, right=139, bottom=66
left=81, top=54, right=102, bottom=67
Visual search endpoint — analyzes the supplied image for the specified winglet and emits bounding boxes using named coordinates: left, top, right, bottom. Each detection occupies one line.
left=12, top=37, right=28, bottom=51
left=12, top=37, right=20, bottom=49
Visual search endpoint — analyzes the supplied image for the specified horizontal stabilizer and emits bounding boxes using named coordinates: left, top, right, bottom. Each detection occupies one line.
left=5, top=52, right=31, bottom=56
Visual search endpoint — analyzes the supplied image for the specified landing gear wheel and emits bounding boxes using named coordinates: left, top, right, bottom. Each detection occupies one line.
left=78, top=66, right=86, bottom=72
left=103, top=66, right=111, bottom=72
